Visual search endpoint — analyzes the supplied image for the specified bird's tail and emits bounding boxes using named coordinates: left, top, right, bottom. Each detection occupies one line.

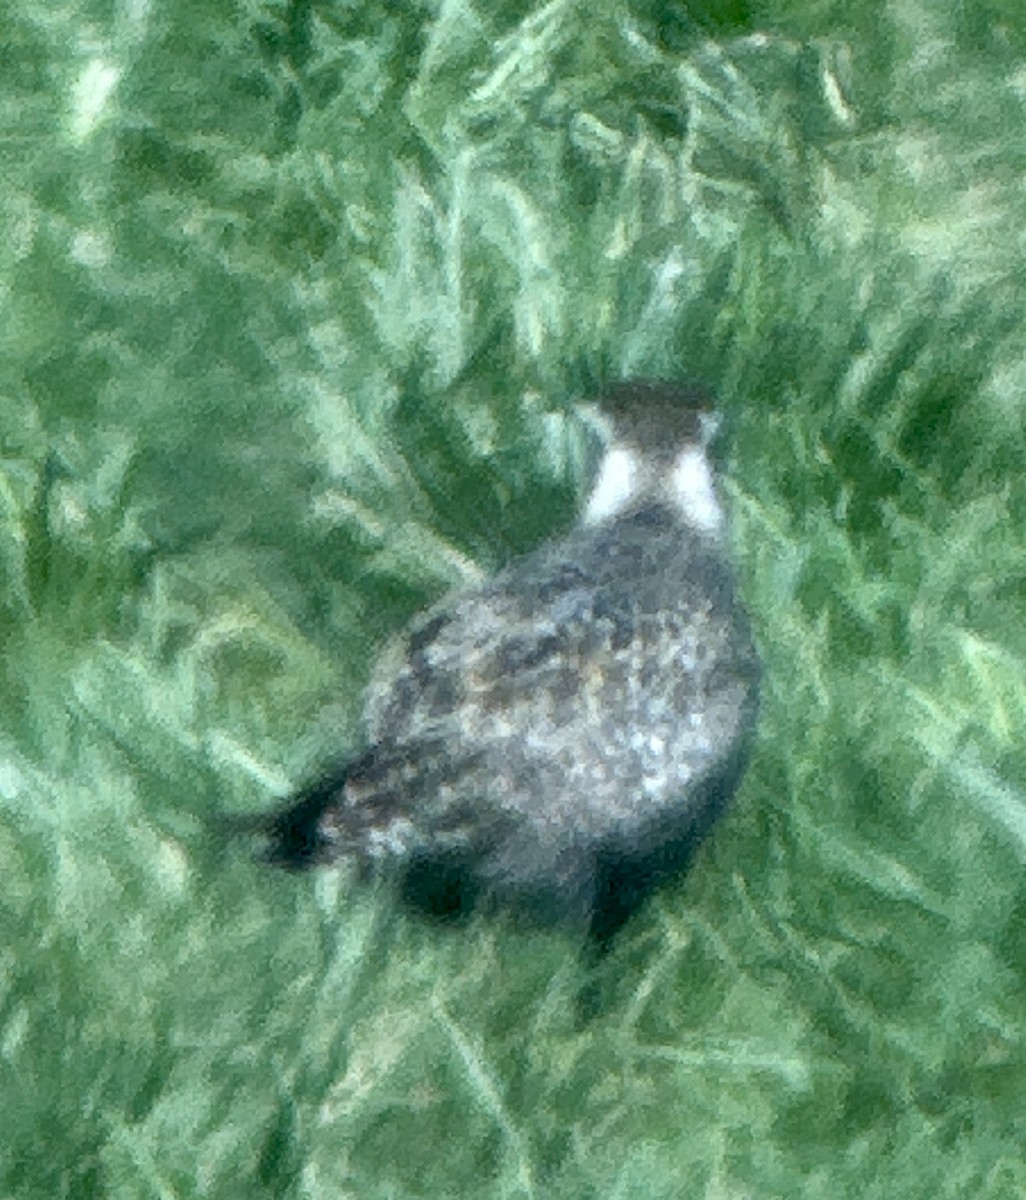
left=261, top=744, right=432, bottom=869
left=263, top=764, right=352, bottom=869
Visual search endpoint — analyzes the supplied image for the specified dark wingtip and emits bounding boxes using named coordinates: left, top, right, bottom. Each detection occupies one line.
left=262, top=768, right=348, bottom=870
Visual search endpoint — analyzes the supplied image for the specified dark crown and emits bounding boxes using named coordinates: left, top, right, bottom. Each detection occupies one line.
left=597, top=380, right=715, bottom=458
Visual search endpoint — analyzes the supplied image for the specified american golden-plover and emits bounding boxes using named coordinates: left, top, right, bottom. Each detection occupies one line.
left=267, top=381, right=760, bottom=944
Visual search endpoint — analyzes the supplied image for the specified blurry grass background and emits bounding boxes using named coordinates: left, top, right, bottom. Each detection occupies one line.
left=4, top=0, right=1026, bottom=1196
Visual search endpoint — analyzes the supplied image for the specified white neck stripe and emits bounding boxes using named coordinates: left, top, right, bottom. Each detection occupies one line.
left=667, top=446, right=724, bottom=534
left=583, top=442, right=724, bottom=534
left=584, top=446, right=639, bottom=524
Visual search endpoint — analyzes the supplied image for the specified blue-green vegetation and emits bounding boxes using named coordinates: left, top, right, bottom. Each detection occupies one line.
left=3, top=2, right=1026, bottom=1196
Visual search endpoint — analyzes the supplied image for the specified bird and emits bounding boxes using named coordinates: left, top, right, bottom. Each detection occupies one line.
left=265, top=380, right=760, bottom=945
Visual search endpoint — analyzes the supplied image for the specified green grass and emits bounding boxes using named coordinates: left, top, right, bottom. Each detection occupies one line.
left=4, top=1, right=1026, bottom=1196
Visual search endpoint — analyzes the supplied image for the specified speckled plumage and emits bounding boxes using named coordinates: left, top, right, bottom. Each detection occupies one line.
left=268, top=382, right=760, bottom=942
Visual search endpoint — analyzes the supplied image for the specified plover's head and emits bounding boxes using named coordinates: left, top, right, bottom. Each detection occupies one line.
left=579, top=380, right=724, bottom=535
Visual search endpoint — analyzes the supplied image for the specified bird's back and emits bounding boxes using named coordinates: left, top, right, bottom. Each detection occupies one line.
left=266, top=384, right=760, bottom=940
left=314, top=503, right=759, bottom=924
